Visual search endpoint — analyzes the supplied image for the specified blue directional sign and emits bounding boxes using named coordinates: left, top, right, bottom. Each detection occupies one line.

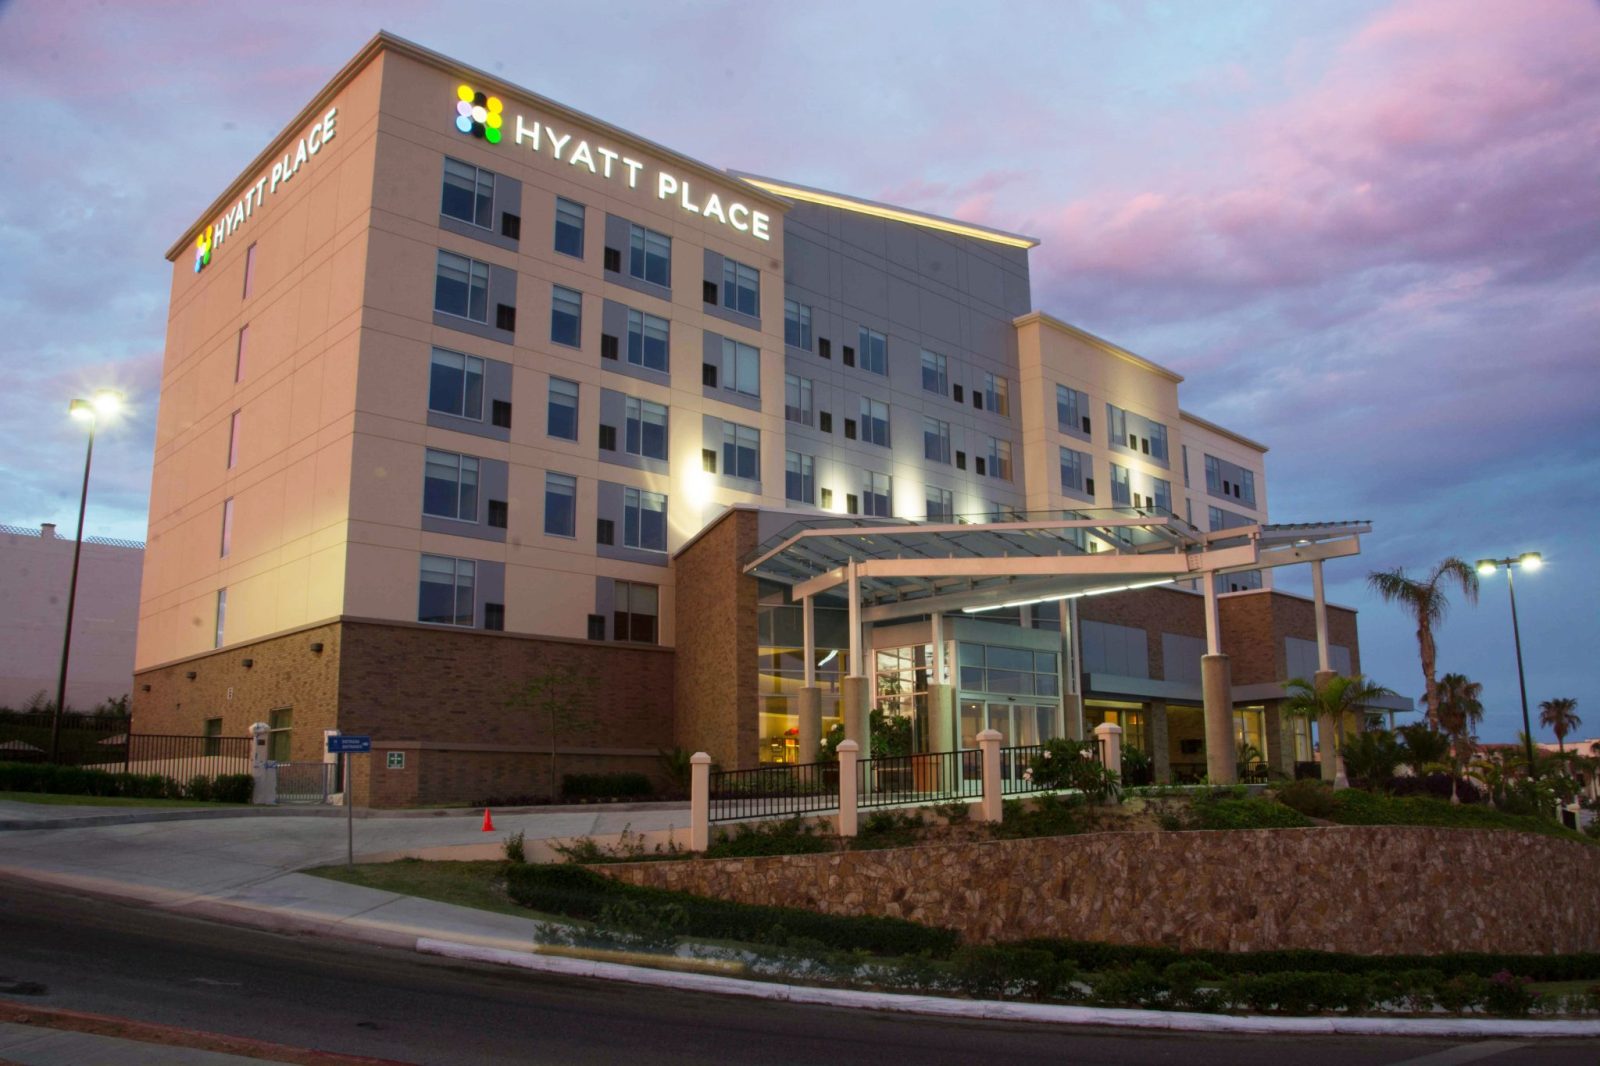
left=327, top=735, right=372, bottom=754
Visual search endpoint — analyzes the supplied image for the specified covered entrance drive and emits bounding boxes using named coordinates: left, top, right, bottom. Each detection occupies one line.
left=744, top=509, right=1370, bottom=785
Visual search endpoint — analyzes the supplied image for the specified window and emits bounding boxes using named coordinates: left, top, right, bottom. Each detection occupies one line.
left=435, top=250, right=489, bottom=322
left=550, top=285, right=582, bottom=347
left=220, top=498, right=234, bottom=558
left=538, top=379, right=577, bottom=442
left=958, top=645, right=1060, bottom=698
left=242, top=243, right=257, bottom=299
left=1056, top=385, right=1088, bottom=434
left=624, top=487, right=667, bottom=551
left=214, top=588, right=227, bottom=648
left=203, top=717, right=222, bottom=758
left=858, top=328, right=887, bottom=375
left=1059, top=447, right=1089, bottom=495
left=626, top=309, right=669, bottom=372
left=784, top=374, right=812, bottom=426
left=441, top=157, right=494, bottom=228
left=625, top=397, right=668, bottom=460
left=721, top=421, right=760, bottom=481
left=721, top=258, right=760, bottom=316
left=863, top=471, right=892, bottom=517
left=923, top=416, right=951, bottom=464
left=1240, top=469, right=1256, bottom=506
left=613, top=580, right=659, bottom=644
left=983, top=373, right=1009, bottom=417
left=921, top=350, right=947, bottom=396
left=428, top=349, right=485, bottom=420
left=925, top=486, right=954, bottom=523
left=424, top=449, right=480, bottom=521
left=986, top=437, right=1012, bottom=480
left=544, top=472, right=576, bottom=537
left=227, top=410, right=240, bottom=469
left=628, top=223, right=671, bottom=286
left=784, top=299, right=812, bottom=350
left=554, top=197, right=585, bottom=257
left=1108, top=403, right=1169, bottom=462
left=419, top=554, right=475, bottom=626
left=859, top=397, right=889, bottom=447
left=488, top=500, right=508, bottom=528
left=1182, top=444, right=1191, bottom=488
left=1152, top=478, right=1173, bottom=514
left=267, top=707, right=291, bottom=762
left=587, top=614, right=606, bottom=640
left=1205, top=454, right=1257, bottom=506
left=483, top=603, right=505, bottom=631
left=1110, top=463, right=1131, bottom=506
left=720, top=337, right=760, bottom=398
left=785, top=451, right=815, bottom=504
left=234, top=326, right=248, bottom=383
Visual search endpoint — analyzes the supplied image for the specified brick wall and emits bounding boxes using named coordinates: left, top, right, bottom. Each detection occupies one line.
left=1220, top=591, right=1361, bottom=685
left=1078, top=587, right=1203, bottom=681
left=672, top=509, right=760, bottom=768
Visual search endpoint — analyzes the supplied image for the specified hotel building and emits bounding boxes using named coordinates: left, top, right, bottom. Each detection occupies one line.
left=133, top=33, right=1400, bottom=805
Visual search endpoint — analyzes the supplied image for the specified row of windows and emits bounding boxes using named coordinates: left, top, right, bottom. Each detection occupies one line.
left=418, top=553, right=660, bottom=644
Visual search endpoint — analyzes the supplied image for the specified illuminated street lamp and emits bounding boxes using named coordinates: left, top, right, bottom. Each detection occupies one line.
left=1475, top=552, right=1543, bottom=779
left=50, top=390, right=124, bottom=763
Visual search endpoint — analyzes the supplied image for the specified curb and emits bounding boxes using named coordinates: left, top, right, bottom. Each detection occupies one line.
left=0, top=799, right=690, bottom=832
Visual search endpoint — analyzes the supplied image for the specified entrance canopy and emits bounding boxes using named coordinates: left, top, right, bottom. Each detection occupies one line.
left=744, top=509, right=1369, bottom=623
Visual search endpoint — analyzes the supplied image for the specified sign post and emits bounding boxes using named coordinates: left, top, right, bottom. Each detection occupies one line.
left=327, top=735, right=372, bottom=865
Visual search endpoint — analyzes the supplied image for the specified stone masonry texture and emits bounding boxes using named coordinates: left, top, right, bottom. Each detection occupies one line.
left=600, top=827, right=1600, bottom=955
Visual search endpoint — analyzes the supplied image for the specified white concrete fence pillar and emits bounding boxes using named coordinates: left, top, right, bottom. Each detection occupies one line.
left=1094, top=721, right=1124, bottom=780
left=689, top=752, right=712, bottom=852
left=977, top=729, right=1003, bottom=824
left=836, top=740, right=860, bottom=838
left=248, top=722, right=276, bottom=805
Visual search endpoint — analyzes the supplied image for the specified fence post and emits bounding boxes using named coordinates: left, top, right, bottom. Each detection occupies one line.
left=249, top=722, right=276, bottom=805
left=837, top=740, right=859, bottom=837
left=977, top=729, right=1002, bottom=824
left=1094, top=721, right=1124, bottom=781
left=690, top=751, right=711, bottom=852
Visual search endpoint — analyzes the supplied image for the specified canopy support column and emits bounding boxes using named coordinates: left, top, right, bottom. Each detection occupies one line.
left=798, top=595, right=821, bottom=765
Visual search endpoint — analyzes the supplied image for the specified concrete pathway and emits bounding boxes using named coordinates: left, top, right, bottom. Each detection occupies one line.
left=0, top=1020, right=279, bottom=1064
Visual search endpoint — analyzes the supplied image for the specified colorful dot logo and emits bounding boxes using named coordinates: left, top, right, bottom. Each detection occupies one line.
left=454, top=85, right=503, bottom=144
left=194, top=225, right=214, bottom=273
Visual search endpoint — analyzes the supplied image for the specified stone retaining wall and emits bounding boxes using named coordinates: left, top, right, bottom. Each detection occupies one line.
left=599, top=827, right=1600, bottom=955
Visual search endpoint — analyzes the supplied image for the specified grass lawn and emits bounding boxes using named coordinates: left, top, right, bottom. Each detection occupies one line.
left=306, top=859, right=544, bottom=921
left=0, top=791, right=248, bottom=809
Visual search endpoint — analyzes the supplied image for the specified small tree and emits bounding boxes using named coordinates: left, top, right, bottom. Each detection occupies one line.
left=1281, top=674, right=1397, bottom=772
left=507, top=664, right=596, bottom=802
left=1539, top=698, right=1581, bottom=754
left=1434, top=673, right=1484, bottom=738
left=1367, top=559, right=1478, bottom=731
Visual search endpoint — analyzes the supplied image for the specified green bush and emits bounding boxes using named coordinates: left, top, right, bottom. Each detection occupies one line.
left=1188, top=793, right=1312, bottom=830
left=990, top=794, right=1086, bottom=840
left=950, top=945, right=1064, bottom=1000
left=0, top=761, right=214, bottom=801
left=561, top=772, right=653, bottom=800
left=1327, top=789, right=1590, bottom=843
left=185, top=775, right=213, bottom=802
left=705, top=817, right=835, bottom=858
left=1028, top=739, right=1121, bottom=801
left=1435, top=973, right=1489, bottom=1013
left=1225, top=971, right=1371, bottom=1014
left=852, top=810, right=927, bottom=851
left=1162, top=960, right=1223, bottom=1010
left=1089, top=963, right=1165, bottom=1008
left=504, top=863, right=958, bottom=958
left=210, top=774, right=254, bottom=804
left=1484, top=970, right=1538, bottom=1016
left=1274, top=778, right=1339, bottom=819
left=504, top=830, right=527, bottom=864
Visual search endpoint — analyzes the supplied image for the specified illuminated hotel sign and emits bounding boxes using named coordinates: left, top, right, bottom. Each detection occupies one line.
left=196, top=108, right=340, bottom=272
left=453, top=84, right=770, bottom=242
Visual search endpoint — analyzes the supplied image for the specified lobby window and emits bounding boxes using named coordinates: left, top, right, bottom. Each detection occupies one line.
left=624, top=487, right=667, bottom=552
left=785, top=451, right=815, bottom=504
left=214, top=588, right=227, bottom=648
left=1110, top=462, right=1131, bottom=506
left=862, top=471, right=892, bottom=517
left=627, top=309, right=669, bottom=372
left=986, top=437, right=1012, bottom=480
left=721, top=258, right=760, bottom=316
left=441, top=157, right=495, bottom=228
left=220, top=498, right=234, bottom=558
left=921, top=350, right=947, bottom=396
left=554, top=197, right=585, bottom=258
left=720, top=338, right=761, bottom=399
left=628, top=223, right=671, bottom=286
left=435, top=250, right=489, bottom=322
left=227, top=410, right=241, bottom=469
left=784, top=299, right=812, bottom=350
left=858, top=327, right=887, bottom=375
left=1060, top=446, right=1089, bottom=495
left=267, top=708, right=291, bottom=762
left=784, top=374, right=812, bottom=426
left=1057, top=385, right=1088, bottom=435
left=543, top=473, right=577, bottom=537
left=429, top=349, right=484, bottom=420
left=625, top=397, right=668, bottom=460
left=923, top=416, right=951, bottom=464
left=423, top=449, right=479, bottom=522
left=926, top=485, right=954, bottom=523
left=242, top=243, right=257, bottom=299
left=550, top=285, right=582, bottom=347
left=547, top=377, right=578, bottom=441
left=721, top=421, right=761, bottom=481
left=234, top=326, right=248, bottom=383
left=983, top=373, right=1010, bottom=417
left=418, top=554, right=475, bottom=626
left=613, top=580, right=659, bottom=644
left=859, top=397, right=889, bottom=447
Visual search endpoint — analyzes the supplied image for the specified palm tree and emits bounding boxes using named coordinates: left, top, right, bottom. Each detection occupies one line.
left=1539, top=697, right=1581, bottom=754
left=1282, top=674, right=1398, bottom=770
left=1434, top=673, right=1484, bottom=738
left=1367, top=558, right=1478, bottom=731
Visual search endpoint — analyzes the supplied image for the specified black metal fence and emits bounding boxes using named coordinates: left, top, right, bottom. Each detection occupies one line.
left=0, top=714, right=251, bottom=783
left=118, top=735, right=252, bottom=781
left=856, top=750, right=981, bottom=810
left=709, top=760, right=841, bottom=824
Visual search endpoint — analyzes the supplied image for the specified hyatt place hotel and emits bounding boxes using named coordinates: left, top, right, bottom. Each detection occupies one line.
left=135, top=33, right=1394, bottom=806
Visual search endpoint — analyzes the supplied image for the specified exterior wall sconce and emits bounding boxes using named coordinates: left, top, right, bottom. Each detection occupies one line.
left=242, top=658, right=254, bottom=668
left=309, top=642, right=325, bottom=654
left=141, top=684, right=152, bottom=692
left=185, top=671, right=198, bottom=680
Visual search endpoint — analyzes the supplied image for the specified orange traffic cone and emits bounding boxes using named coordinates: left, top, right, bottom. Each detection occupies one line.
left=481, top=808, right=495, bottom=832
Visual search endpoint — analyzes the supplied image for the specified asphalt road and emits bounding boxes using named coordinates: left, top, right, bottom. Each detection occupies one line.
left=0, top=878, right=1593, bottom=1065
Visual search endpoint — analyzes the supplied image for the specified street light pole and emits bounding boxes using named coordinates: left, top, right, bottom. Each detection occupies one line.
left=1476, top=553, right=1541, bottom=780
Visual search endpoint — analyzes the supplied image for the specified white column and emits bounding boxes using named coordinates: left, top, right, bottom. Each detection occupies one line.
left=836, top=740, right=859, bottom=837
left=1094, top=721, right=1124, bottom=780
left=1203, top=572, right=1221, bottom=656
left=249, top=722, right=276, bottom=805
left=847, top=558, right=861, bottom=677
left=930, top=611, right=945, bottom=684
left=1311, top=559, right=1332, bottom=674
left=690, top=752, right=711, bottom=851
left=803, top=596, right=817, bottom=686
left=977, top=729, right=1003, bottom=823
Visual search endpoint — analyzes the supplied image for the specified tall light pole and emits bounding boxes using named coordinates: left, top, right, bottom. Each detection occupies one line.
left=49, top=390, right=123, bottom=763
left=1476, top=552, right=1542, bottom=779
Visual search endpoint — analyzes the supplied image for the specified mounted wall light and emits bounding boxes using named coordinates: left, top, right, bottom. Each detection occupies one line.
left=185, top=671, right=198, bottom=680
left=241, top=658, right=254, bottom=669
left=309, top=642, right=324, bottom=654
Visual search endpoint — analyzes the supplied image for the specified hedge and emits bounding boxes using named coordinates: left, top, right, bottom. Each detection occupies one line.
left=504, top=863, right=958, bottom=958
left=0, top=761, right=253, bottom=803
left=561, top=773, right=653, bottom=800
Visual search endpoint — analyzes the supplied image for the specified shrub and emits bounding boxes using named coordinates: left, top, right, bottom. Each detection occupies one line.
left=1089, top=963, right=1165, bottom=1008
left=1435, top=973, right=1489, bottom=1013
left=561, top=773, right=653, bottom=800
left=1028, top=739, right=1121, bottom=802
left=503, top=830, right=527, bottom=864
left=1121, top=747, right=1154, bottom=787
left=185, top=775, right=213, bottom=802
left=1274, top=778, right=1338, bottom=819
left=990, top=794, right=1086, bottom=840
left=1226, top=971, right=1371, bottom=1014
left=1340, top=730, right=1404, bottom=791
left=1188, top=793, right=1312, bottom=830
left=211, top=774, right=254, bottom=803
left=852, top=810, right=926, bottom=851
left=950, top=945, right=1064, bottom=1000
left=1484, top=970, right=1538, bottom=1016
left=0, top=761, right=246, bottom=802
left=705, top=817, right=835, bottom=858
left=1162, top=960, right=1223, bottom=1011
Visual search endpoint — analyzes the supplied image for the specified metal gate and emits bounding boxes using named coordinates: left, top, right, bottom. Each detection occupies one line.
left=273, top=761, right=340, bottom=804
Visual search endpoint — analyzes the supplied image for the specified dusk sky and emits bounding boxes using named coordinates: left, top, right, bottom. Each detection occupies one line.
left=0, top=0, right=1595, bottom=743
